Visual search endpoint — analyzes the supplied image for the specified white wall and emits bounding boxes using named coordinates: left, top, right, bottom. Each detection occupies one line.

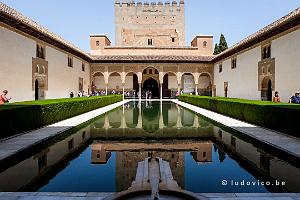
left=46, top=47, right=90, bottom=98
left=272, top=29, right=300, bottom=102
left=0, top=25, right=90, bottom=102
left=0, top=26, right=35, bottom=102
left=214, top=46, right=261, bottom=100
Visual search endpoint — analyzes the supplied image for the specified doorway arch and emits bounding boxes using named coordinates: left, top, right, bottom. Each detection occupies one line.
left=143, top=77, right=159, bottom=98
left=181, top=73, right=195, bottom=94
left=261, top=77, right=272, bottom=101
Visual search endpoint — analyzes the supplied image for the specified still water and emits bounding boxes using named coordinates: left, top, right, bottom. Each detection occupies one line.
left=0, top=101, right=299, bottom=193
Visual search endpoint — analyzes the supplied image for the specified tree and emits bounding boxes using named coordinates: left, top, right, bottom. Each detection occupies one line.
left=219, top=34, right=228, bottom=52
left=213, top=34, right=229, bottom=55
left=213, top=43, right=221, bottom=55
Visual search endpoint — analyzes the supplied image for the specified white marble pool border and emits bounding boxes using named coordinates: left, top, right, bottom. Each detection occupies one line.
left=172, top=99, right=300, bottom=159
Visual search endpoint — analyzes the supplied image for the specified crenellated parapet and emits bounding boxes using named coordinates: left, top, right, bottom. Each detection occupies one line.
left=115, top=0, right=184, bottom=10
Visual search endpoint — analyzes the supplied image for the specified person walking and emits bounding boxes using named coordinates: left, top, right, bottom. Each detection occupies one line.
left=0, top=90, right=12, bottom=105
left=272, top=91, right=281, bottom=103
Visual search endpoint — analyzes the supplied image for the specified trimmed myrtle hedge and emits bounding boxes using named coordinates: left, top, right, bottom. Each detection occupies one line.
left=179, top=95, right=300, bottom=137
left=0, top=95, right=122, bottom=139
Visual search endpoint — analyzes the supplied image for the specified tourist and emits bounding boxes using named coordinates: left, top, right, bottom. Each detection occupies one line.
left=0, top=90, right=12, bottom=105
left=112, top=89, right=116, bottom=95
left=78, top=91, right=82, bottom=97
left=272, top=91, right=281, bottom=103
left=70, top=92, right=74, bottom=98
left=289, top=92, right=300, bottom=104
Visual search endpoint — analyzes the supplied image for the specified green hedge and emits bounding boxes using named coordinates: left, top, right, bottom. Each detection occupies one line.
left=0, top=95, right=122, bottom=139
left=179, top=95, right=300, bottom=137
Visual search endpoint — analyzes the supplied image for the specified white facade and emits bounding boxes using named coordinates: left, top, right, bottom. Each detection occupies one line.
left=0, top=25, right=90, bottom=102
left=214, top=28, right=300, bottom=102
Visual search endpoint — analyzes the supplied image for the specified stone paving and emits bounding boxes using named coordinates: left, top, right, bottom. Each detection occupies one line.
left=172, top=100, right=300, bottom=159
left=0, top=100, right=130, bottom=163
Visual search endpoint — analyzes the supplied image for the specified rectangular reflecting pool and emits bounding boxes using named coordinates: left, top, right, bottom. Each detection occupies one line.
left=0, top=101, right=299, bottom=193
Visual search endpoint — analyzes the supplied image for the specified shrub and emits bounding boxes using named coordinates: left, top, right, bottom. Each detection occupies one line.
left=0, top=95, right=122, bottom=139
left=179, top=95, right=300, bottom=137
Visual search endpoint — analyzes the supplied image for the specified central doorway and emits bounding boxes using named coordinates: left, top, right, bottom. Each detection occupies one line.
left=143, top=77, right=159, bottom=98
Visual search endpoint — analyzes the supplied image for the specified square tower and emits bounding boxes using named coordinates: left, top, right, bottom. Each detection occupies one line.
left=115, top=0, right=185, bottom=47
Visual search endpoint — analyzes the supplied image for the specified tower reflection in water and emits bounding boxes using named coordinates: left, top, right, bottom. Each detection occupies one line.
left=91, top=141, right=213, bottom=191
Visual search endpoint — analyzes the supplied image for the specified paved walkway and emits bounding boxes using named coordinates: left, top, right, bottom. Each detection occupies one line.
left=0, top=100, right=130, bottom=163
left=172, top=100, right=300, bottom=159
left=0, top=192, right=299, bottom=200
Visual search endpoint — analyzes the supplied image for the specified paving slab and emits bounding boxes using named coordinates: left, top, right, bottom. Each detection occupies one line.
left=173, top=100, right=300, bottom=159
left=200, top=193, right=237, bottom=198
left=0, top=100, right=129, bottom=162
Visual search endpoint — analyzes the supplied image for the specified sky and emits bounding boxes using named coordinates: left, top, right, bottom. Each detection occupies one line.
left=1, top=0, right=299, bottom=52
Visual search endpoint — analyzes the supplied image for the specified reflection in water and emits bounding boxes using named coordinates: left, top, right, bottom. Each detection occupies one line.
left=90, top=101, right=214, bottom=139
left=0, top=102, right=299, bottom=193
left=91, top=141, right=213, bottom=191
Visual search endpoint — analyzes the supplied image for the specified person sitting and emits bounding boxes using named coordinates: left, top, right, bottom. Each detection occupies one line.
left=289, top=91, right=300, bottom=104
left=0, top=90, right=12, bottom=105
left=272, top=91, right=281, bottom=103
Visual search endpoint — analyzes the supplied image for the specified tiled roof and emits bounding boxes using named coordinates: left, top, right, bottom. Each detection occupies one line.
left=213, top=7, right=300, bottom=62
left=91, top=55, right=215, bottom=63
left=0, top=2, right=92, bottom=60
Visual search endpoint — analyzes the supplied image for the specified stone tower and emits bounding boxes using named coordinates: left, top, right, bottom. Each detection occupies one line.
left=115, top=0, right=185, bottom=47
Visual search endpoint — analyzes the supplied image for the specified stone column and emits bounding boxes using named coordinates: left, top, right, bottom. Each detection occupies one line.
left=137, top=101, right=142, bottom=128
left=122, top=84, right=125, bottom=100
left=159, top=72, right=164, bottom=101
left=160, top=84, right=163, bottom=101
left=159, top=100, right=164, bottom=129
left=105, top=84, right=108, bottom=95
left=194, top=73, right=199, bottom=96
left=139, top=83, right=142, bottom=101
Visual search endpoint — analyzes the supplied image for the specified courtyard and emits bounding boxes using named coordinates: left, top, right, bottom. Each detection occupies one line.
left=0, top=0, right=300, bottom=199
